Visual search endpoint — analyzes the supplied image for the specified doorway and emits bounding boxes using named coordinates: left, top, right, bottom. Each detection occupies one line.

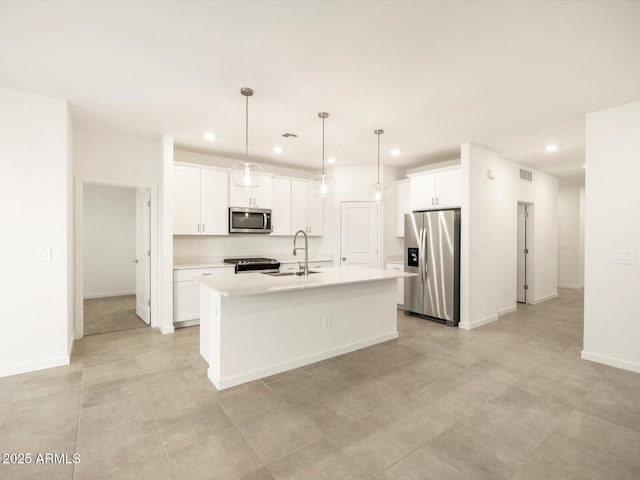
left=340, top=201, right=381, bottom=268
left=82, top=184, right=151, bottom=336
left=517, top=203, right=531, bottom=304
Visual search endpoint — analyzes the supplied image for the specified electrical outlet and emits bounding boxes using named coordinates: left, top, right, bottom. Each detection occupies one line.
left=188, top=242, right=195, bottom=252
left=323, top=315, right=331, bottom=329
left=503, top=288, right=507, bottom=297
left=38, top=247, right=52, bottom=262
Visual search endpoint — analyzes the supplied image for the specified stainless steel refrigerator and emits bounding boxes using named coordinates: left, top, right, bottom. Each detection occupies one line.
left=404, top=209, right=461, bottom=326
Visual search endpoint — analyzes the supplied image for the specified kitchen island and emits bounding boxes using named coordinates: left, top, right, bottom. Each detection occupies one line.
left=196, top=267, right=415, bottom=390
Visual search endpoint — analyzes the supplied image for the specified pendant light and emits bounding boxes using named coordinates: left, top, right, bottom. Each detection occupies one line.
left=310, top=112, right=336, bottom=197
left=369, top=129, right=389, bottom=203
left=231, top=87, right=263, bottom=188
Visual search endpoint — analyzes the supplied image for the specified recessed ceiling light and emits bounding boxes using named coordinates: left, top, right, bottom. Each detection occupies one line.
left=390, top=148, right=401, bottom=156
left=327, top=157, right=336, bottom=164
left=545, top=144, right=558, bottom=152
left=203, top=132, right=216, bottom=141
left=273, top=146, right=283, bottom=154
left=582, top=164, right=587, bottom=169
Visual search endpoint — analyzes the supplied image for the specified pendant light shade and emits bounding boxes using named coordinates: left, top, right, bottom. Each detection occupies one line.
left=231, top=87, right=263, bottom=188
left=369, top=129, right=389, bottom=203
left=310, top=112, right=336, bottom=197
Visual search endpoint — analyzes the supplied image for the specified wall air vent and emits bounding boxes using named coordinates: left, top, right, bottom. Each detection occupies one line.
left=282, top=133, right=298, bottom=138
left=520, top=168, right=533, bottom=182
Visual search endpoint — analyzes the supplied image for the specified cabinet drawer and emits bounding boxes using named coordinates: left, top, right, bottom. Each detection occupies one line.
left=174, top=266, right=234, bottom=282
left=310, top=261, right=332, bottom=269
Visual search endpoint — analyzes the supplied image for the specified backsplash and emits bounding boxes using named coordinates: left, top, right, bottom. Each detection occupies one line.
left=173, top=235, right=326, bottom=258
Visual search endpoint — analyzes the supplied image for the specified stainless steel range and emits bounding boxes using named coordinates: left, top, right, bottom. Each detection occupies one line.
left=223, top=257, right=280, bottom=274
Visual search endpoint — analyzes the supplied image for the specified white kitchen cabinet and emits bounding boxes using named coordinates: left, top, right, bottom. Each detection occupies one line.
left=229, top=174, right=272, bottom=208
left=173, top=266, right=234, bottom=324
left=271, top=177, right=292, bottom=236
left=396, top=179, right=410, bottom=237
left=307, top=191, right=324, bottom=236
left=385, top=262, right=404, bottom=306
left=291, top=179, right=309, bottom=234
left=173, top=165, right=228, bottom=235
left=279, top=260, right=333, bottom=273
left=409, top=167, right=461, bottom=211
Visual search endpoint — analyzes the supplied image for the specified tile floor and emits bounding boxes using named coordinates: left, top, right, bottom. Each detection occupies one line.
left=84, top=295, right=149, bottom=336
left=1, top=288, right=639, bottom=479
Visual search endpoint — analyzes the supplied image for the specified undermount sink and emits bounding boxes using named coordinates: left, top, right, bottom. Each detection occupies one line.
left=262, top=270, right=323, bottom=277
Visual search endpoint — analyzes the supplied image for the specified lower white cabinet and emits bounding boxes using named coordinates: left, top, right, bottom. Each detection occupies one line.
left=385, top=262, right=404, bottom=306
left=173, top=266, right=234, bottom=324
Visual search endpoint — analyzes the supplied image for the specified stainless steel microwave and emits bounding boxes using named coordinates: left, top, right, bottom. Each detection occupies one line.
left=229, top=207, right=272, bottom=234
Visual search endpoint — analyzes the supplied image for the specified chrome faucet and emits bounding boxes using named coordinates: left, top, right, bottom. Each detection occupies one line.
left=293, top=230, right=309, bottom=277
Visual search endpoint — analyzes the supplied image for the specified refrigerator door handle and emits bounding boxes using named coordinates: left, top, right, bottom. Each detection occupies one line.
left=423, top=227, right=428, bottom=283
left=419, top=228, right=426, bottom=284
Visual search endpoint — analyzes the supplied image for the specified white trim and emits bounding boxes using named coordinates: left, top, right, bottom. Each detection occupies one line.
left=209, top=331, right=398, bottom=390
left=497, top=305, right=517, bottom=316
left=581, top=350, right=640, bottom=374
left=0, top=356, right=70, bottom=378
left=159, top=325, right=175, bottom=335
left=83, top=291, right=136, bottom=300
left=558, top=284, right=584, bottom=289
left=75, top=178, right=159, bottom=339
left=531, top=292, right=558, bottom=304
left=68, top=339, right=74, bottom=357
left=458, top=314, right=498, bottom=330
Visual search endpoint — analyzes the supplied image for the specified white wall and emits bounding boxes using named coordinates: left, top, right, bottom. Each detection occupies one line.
left=0, top=87, right=72, bottom=376
left=74, top=129, right=171, bottom=334
left=558, top=186, right=585, bottom=288
left=460, top=143, right=559, bottom=330
left=583, top=99, right=640, bottom=373
left=83, top=184, right=136, bottom=298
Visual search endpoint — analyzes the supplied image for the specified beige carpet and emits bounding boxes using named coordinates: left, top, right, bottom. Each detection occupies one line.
left=83, top=294, right=148, bottom=336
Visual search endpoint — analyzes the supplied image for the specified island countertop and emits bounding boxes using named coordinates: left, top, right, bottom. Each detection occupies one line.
left=195, top=266, right=416, bottom=297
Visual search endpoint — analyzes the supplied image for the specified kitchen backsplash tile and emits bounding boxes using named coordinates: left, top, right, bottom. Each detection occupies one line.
left=173, top=235, right=325, bottom=258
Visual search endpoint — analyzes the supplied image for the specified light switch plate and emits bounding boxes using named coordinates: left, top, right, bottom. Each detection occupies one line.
left=38, top=247, right=52, bottom=262
left=610, top=249, right=635, bottom=265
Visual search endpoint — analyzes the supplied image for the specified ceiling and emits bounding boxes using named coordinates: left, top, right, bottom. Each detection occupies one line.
left=2, top=1, right=640, bottom=184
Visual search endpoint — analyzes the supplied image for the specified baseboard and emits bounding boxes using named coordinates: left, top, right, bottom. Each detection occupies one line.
left=68, top=337, right=74, bottom=357
left=458, top=314, right=499, bottom=330
left=0, top=356, right=70, bottom=378
left=209, top=331, right=399, bottom=390
left=558, top=284, right=584, bottom=289
left=159, top=325, right=175, bottom=335
left=581, top=350, right=640, bottom=374
left=84, top=290, right=135, bottom=300
left=174, top=319, right=200, bottom=329
left=497, top=306, right=517, bottom=316
left=531, top=292, right=558, bottom=304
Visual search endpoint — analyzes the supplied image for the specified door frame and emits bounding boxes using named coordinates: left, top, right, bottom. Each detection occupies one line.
left=516, top=201, right=534, bottom=305
left=339, top=201, right=383, bottom=268
left=75, top=178, right=158, bottom=339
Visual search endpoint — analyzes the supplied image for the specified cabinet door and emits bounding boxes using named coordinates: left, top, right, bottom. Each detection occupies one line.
left=174, top=281, right=200, bottom=322
left=396, top=180, right=410, bottom=237
left=271, top=177, right=292, bottom=235
left=291, top=179, right=309, bottom=233
left=307, top=189, right=324, bottom=236
left=410, top=174, right=437, bottom=211
left=253, top=175, right=272, bottom=208
left=174, top=166, right=201, bottom=235
left=435, top=169, right=461, bottom=207
left=228, top=180, right=253, bottom=207
left=385, top=263, right=404, bottom=306
left=200, top=168, right=229, bottom=235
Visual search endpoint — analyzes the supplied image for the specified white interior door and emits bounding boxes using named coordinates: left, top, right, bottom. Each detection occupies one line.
left=135, top=189, right=151, bottom=323
left=517, top=203, right=528, bottom=304
left=340, top=202, right=379, bottom=268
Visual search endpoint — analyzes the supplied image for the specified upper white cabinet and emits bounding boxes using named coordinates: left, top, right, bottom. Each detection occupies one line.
left=307, top=187, right=324, bottom=236
left=271, top=177, right=292, bottom=236
left=291, top=179, right=309, bottom=234
left=229, top=174, right=272, bottom=208
left=173, top=165, right=228, bottom=235
left=396, top=179, right=410, bottom=237
left=409, top=167, right=461, bottom=211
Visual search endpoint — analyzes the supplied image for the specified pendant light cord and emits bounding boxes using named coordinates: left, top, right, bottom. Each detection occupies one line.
left=322, top=115, right=325, bottom=176
left=377, top=131, right=381, bottom=184
left=245, top=94, right=249, bottom=160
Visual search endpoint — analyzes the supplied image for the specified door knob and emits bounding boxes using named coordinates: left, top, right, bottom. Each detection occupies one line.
left=133, top=259, right=139, bottom=263
left=341, top=257, right=347, bottom=261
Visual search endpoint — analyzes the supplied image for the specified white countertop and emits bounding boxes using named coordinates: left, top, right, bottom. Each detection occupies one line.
left=173, top=254, right=334, bottom=270
left=195, top=266, right=416, bottom=297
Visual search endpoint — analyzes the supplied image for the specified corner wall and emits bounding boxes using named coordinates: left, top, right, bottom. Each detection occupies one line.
left=460, top=143, right=559, bottom=330
left=583, top=99, right=640, bottom=373
left=0, top=87, right=72, bottom=376
left=558, top=186, right=585, bottom=288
